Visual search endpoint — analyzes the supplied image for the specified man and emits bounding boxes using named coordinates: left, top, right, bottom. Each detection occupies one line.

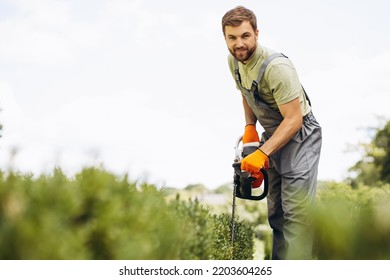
left=222, top=6, right=322, bottom=259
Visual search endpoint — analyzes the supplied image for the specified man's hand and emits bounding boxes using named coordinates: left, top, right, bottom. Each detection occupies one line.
left=241, top=149, right=269, bottom=174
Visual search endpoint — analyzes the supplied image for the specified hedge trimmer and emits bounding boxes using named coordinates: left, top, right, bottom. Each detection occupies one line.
left=230, top=135, right=269, bottom=258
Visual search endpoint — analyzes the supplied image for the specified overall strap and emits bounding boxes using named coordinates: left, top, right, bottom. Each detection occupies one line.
left=255, top=53, right=312, bottom=106
left=233, top=53, right=312, bottom=106
left=233, top=53, right=288, bottom=93
left=251, top=53, right=288, bottom=92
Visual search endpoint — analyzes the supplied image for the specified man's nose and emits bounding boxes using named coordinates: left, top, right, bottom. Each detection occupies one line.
left=235, top=38, right=244, bottom=48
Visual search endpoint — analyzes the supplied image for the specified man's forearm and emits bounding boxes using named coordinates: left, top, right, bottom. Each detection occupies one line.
left=260, top=115, right=302, bottom=156
left=260, top=98, right=303, bottom=156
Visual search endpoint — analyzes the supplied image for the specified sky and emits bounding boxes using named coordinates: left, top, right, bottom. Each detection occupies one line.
left=0, top=0, right=389, bottom=189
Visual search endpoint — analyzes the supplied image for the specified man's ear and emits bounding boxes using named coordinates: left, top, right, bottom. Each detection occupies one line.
left=255, top=29, right=259, bottom=40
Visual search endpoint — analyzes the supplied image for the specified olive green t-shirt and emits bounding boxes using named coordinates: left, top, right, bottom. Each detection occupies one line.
left=228, top=44, right=311, bottom=116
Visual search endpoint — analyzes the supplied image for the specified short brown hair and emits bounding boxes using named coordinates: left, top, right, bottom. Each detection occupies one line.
left=221, top=6, right=257, bottom=36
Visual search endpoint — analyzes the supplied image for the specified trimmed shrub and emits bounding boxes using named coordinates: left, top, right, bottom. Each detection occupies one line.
left=0, top=168, right=255, bottom=260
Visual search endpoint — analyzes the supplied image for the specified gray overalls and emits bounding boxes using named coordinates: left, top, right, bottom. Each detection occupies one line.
left=234, top=53, right=322, bottom=259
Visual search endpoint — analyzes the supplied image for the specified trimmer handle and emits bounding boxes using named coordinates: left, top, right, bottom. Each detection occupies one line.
left=232, top=162, right=269, bottom=201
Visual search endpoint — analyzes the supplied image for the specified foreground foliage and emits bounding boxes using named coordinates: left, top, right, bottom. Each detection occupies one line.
left=1, top=167, right=389, bottom=260
left=0, top=168, right=253, bottom=260
left=313, top=181, right=390, bottom=259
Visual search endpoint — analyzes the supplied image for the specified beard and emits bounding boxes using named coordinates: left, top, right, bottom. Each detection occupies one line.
left=229, top=44, right=256, bottom=62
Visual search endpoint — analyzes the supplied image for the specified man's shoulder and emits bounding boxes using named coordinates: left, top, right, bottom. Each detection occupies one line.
left=258, top=45, right=277, bottom=58
left=260, top=46, right=289, bottom=64
left=261, top=48, right=295, bottom=79
left=252, top=45, right=286, bottom=70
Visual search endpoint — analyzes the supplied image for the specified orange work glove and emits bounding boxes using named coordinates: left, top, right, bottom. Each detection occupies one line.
left=241, top=149, right=269, bottom=174
left=242, top=124, right=260, bottom=157
left=242, top=124, right=260, bottom=144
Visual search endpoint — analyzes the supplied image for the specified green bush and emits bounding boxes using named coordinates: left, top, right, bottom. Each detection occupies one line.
left=0, top=168, right=184, bottom=259
left=211, top=213, right=254, bottom=260
left=313, top=181, right=390, bottom=259
left=167, top=198, right=254, bottom=260
left=226, top=197, right=268, bottom=259
left=169, top=197, right=214, bottom=259
left=0, top=167, right=255, bottom=260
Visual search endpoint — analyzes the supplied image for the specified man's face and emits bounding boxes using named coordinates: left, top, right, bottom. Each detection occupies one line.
left=224, top=20, right=258, bottom=63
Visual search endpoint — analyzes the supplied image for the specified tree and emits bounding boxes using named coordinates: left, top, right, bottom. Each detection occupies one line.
left=349, top=119, right=390, bottom=186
